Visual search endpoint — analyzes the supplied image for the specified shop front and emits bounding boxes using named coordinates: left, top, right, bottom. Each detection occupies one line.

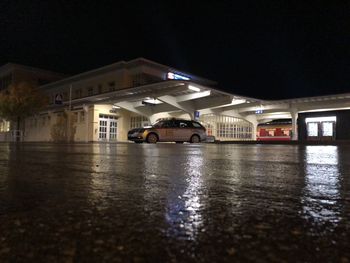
left=298, top=110, right=350, bottom=142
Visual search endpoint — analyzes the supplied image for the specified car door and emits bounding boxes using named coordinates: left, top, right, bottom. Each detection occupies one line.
left=155, top=120, right=176, bottom=141
left=174, top=120, right=192, bottom=141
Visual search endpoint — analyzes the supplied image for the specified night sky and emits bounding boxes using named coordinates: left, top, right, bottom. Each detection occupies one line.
left=1, top=1, right=350, bottom=99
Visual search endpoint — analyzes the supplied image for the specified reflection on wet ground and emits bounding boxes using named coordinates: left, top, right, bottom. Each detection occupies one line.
left=0, top=143, right=350, bottom=262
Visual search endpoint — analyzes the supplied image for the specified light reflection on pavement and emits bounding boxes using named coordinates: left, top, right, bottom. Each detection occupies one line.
left=0, top=143, right=350, bottom=262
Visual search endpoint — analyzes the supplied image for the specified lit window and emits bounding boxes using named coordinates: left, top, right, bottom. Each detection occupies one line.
left=307, top=123, right=318, bottom=137
left=305, top=116, right=336, bottom=123
left=322, top=122, right=333, bottom=137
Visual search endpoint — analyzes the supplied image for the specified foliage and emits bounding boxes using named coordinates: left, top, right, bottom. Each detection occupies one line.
left=0, top=82, right=48, bottom=123
left=50, top=112, right=77, bottom=142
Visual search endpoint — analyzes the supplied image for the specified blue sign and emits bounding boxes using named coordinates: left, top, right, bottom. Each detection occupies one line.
left=255, top=109, right=263, bottom=114
left=194, top=111, right=200, bottom=120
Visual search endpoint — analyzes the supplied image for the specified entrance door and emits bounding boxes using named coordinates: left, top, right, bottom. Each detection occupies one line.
left=99, top=114, right=118, bottom=141
left=306, top=116, right=336, bottom=141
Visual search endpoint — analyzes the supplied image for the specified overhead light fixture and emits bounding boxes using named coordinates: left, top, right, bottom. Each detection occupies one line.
left=167, top=72, right=190, bottom=80
left=112, top=105, right=120, bottom=109
left=231, top=98, right=246, bottom=105
left=188, top=85, right=200, bottom=92
left=305, top=116, right=336, bottom=123
left=142, top=98, right=162, bottom=105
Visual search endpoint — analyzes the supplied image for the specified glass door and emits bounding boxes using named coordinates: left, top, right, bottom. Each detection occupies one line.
left=99, top=119, right=108, bottom=140
left=109, top=120, right=117, bottom=141
left=99, top=114, right=118, bottom=141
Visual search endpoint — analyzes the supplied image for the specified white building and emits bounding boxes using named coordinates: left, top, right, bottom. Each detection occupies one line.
left=1, top=58, right=350, bottom=142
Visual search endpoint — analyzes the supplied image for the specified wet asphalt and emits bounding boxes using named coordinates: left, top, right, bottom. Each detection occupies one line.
left=0, top=142, right=350, bottom=263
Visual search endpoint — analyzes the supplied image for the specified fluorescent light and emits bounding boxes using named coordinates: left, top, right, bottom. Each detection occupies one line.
left=188, top=85, right=200, bottom=92
left=167, top=72, right=190, bottom=80
left=305, top=116, right=336, bottom=123
left=112, top=105, right=120, bottom=109
left=143, top=98, right=162, bottom=104
left=231, top=98, right=246, bottom=105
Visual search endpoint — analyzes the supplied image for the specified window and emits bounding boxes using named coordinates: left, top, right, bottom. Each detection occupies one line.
left=161, top=120, right=176, bottom=128
left=97, top=84, right=102, bottom=94
left=178, top=121, right=188, bottom=128
left=307, top=123, right=318, bottom=137
left=191, top=121, right=203, bottom=128
left=109, top=81, right=115, bottom=92
left=200, top=114, right=253, bottom=141
left=322, top=122, right=333, bottom=137
left=305, top=116, right=336, bottom=138
left=130, top=116, right=150, bottom=129
left=74, top=88, right=82, bottom=99
left=132, top=73, right=162, bottom=87
left=87, top=87, right=94, bottom=96
left=153, top=121, right=165, bottom=128
left=99, top=114, right=118, bottom=120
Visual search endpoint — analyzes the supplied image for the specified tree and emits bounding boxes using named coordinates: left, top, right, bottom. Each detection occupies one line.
left=0, top=82, right=48, bottom=137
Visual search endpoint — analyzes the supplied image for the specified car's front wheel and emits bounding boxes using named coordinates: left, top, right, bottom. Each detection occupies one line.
left=146, top=133, right=158, bottom=143
left=190, top=135, right=200, bottom=143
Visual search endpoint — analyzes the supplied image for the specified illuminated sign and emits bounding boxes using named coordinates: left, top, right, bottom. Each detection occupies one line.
left=194, top=111, right=200, bottom=120
left=54, top=93, right=63, bottom=105
left=167, top=72, right=190, bottom=80
left=255, top=109, right=263, bottom=114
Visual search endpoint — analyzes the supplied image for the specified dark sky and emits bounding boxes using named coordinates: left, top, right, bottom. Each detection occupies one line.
left=1, top=1, right=350, bottom=99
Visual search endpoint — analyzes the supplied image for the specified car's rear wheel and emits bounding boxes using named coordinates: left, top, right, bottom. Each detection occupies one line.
left=146, top=133, right=158, bottom=143
left=190, top=135, right=200, bottom=143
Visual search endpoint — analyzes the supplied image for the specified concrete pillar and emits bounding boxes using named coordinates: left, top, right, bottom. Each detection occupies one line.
left=83, top=105, right=89, bottom=142
left=245, top=114, right=258, bottom=141
left=291, top=109, right=298, bottom=141
left=48, top=111, right=53, bottom=142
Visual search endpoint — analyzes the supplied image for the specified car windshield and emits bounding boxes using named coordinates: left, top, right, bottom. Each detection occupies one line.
left=152, top=121, right=164, bottom=128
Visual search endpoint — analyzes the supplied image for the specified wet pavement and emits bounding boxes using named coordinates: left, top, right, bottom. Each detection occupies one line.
left=0, top=143, right=350, bottom=262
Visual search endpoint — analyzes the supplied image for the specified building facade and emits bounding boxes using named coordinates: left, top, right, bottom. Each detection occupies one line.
left=0, top=63, right=65, bottom=140
left=1, top=58, right=350, bottom=142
